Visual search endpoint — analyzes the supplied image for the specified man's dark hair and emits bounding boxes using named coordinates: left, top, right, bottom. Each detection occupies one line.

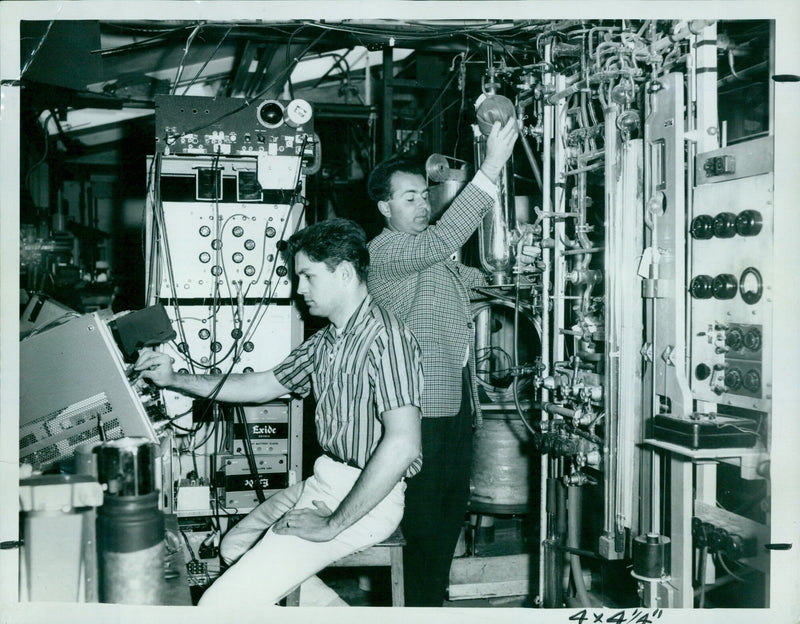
left=366, top=158, right=425, bottom=203
left=285, top=218, right=370, bottom=283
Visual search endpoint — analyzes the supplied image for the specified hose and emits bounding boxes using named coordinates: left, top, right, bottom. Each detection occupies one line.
left=567, top=486, right=593, bottom=606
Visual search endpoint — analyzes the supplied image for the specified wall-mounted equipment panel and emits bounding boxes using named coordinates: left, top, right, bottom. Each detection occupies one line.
left=158, top=200, right=299, bottom=300
left=159, top=303, right=301, bottom=419
left=689, top=136, right=773, bottom=412
left=154, top=95, right=315, bottom=190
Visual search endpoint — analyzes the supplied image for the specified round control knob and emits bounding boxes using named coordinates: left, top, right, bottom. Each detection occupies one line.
left=198, top=328, right=211, bottom=340
left=276, top=240, right=288, bottom=252
left=243, top=341, right=255, bottom=352
left=690, top=214, right=715, bottom=239
left=177, top=342, right=189, bottom=354
left=743, top=369, right=761, bottom=393
left=199, top=252, right=211, bottom=264
left=211, top=239, right=223, bottom=250
left=230, top=328, right=243, bottom=340
left=276, top=265, right=288, bottom=277
left=244, top=265, right=256, bottom=277
left=211, top=265, right=222, bottom=276
left=210, top=367, right=222, bottom=374
left=199, top=225, right=211, bottom=237
left=712, top=274, right=738, bottom=300
left=243, top=367, right=254, bottom=373
left=265, top=227, right=277, bottom=238
left=712, top=212, right=737, bottom=238
left=690, top=275, right=714, bottom=299
left=211, top=341, right=222, bottom=353
left=232, top=252, right=244, bottom=264
left=232, top=226, right=245, bottom=238
left=725, top=327, right=743, bottom=351
left=744, top=327, right=762, bottom=351
left=725, top=367, right=743, bottom=391
left=710, top=528, right=728, bottom=552
left=244, top=239, right=256, bottom=250
left=735, top=210, right=763, bottom=237
left=695, top=363, right=711, bottom=381
left=257, top=100, right=285, bottom=128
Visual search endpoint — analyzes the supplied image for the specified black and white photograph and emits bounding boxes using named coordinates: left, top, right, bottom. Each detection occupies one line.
left=1, top=2, right=798, bottom=623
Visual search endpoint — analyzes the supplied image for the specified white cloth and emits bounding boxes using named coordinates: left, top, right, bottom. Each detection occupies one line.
left=198, top=454, right=406, bottom=607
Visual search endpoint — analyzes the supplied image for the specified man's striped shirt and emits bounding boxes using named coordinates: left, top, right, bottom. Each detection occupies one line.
left=273, top=294, right=424, bottom=477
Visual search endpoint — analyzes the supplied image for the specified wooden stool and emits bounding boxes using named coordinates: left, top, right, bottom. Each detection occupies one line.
left=285, top=526, right=406, bottom=606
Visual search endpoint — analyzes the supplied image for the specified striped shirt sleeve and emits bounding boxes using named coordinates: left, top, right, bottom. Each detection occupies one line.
left=373, top=310, right=424, bottom=418
left=273, top=332, right=318, bottom=397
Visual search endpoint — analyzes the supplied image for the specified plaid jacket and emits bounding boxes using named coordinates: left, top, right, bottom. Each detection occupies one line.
left=367, top=182, right=494, bottom=424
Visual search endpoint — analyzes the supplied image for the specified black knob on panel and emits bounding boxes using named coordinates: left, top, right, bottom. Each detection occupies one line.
left=725, top=367, right=743, bottom=391
left=725, top=328, right=743, bottom=351
left=690, top=275, right=714, bottom=299
left=690, top=214, right=715, bottom=239
left=713, top=212, right=737, bottom=238
left=735, top=210, right=763, bottom=237
left=712, top=274, right=738, bottom=300
left=276, top=265, right=288, bottom=277
left=744, top=327, right=762, bottom=351
left=743, top=369, right=761, bottom=393
left=695, top=363, right=711, bottom=381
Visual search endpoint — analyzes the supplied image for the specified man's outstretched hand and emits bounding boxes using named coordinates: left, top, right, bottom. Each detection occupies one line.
left=479, top=117, right=519, bottom=183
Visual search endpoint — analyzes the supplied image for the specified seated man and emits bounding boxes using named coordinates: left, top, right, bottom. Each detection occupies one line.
left=134, top=218, right=423, bottom=607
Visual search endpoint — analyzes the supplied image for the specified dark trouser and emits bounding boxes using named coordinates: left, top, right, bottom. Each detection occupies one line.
left=401, top=369, right=473, bottom=607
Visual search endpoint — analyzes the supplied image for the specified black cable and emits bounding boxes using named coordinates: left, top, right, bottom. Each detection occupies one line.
left=395, top=66, right=461, bottom=154
left=182, top=26, right=233, bottom=95
left=20, top=21, right=55, bottom=77
left=180, top=530, right=198, bottom=561
left=162, top=28, right=329, bottom=146
left=236, top=405, right=266, bottom=504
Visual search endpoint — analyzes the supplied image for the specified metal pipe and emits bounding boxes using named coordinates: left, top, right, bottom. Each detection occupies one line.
left=382, top=49, right=394, bottom=159
left=603, top=102, right=618, bottom=539
left=538, top=42, right=554, bottom=606
left=519, top=132, right=544, bottom=190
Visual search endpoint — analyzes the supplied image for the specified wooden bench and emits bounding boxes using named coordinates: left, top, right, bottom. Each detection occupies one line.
left=285, top=526, right=406, bottom=606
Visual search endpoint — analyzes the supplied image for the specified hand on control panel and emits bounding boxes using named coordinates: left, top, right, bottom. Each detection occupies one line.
left=133, top=349, right=177, bottom=388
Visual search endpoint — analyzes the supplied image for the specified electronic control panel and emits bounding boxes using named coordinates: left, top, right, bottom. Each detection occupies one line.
left=157, top=200, right=299, bottom=300
left=689, top=136, right=773, bottom=413
left=158, top=303, right=301, bottom=420
left=155, top=94, right=313, bottom=157
left=154, top=95, right=315, bottom=190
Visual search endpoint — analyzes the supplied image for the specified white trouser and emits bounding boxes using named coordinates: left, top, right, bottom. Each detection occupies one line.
left=198, top=454, right=406, bottom=608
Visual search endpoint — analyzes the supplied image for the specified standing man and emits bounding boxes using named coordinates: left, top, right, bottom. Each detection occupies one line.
left=135, top=218, right=423, bottom=607
left=367, top=118, right=518, bottom=606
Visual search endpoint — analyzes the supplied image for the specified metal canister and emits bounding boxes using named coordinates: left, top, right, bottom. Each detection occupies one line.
left=96, top=438, right=164, bottom=605
left=469, top=411, right=537, bottom=514
left=632, top=533, right=671, bottom=579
